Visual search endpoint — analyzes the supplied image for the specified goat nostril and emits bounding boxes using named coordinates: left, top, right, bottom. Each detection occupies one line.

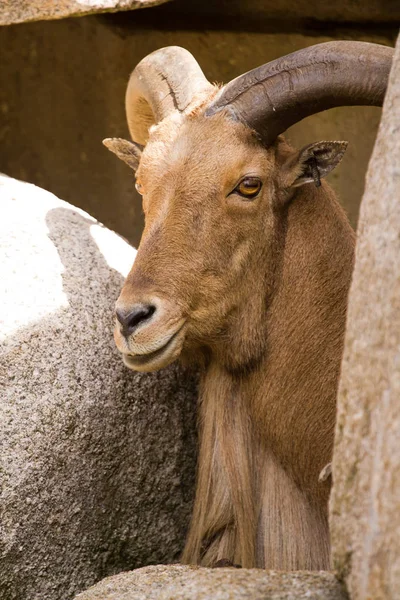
left=116, top=304, right=156, bottom=336
left=127, top=305, right=155, bottom=329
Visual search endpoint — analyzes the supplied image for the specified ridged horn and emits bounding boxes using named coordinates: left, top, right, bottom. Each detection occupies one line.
left=126, top=46, right=213, bottom=145
left=206, top=41, right=394, bottom=146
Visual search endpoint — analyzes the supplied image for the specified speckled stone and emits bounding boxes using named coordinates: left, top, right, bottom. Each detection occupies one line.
left=330, top=35, right=400, bottom=599
left=74, top=564, right=348, bottom=600
left=0, top=0, right=171, bottom=25
left=0, top=175, right=197, bottom=600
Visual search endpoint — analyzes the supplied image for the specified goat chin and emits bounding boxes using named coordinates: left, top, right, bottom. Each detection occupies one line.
left=121, top=325, right=186, bottom=373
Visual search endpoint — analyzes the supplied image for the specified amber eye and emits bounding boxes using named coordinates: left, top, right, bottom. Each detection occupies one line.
left=135, top=181, right=143, bottom=195
left=234, top=177, right=262, bottom=199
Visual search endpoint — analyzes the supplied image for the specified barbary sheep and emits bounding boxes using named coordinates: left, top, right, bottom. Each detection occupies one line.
left=103, top=41, right=393, bottom=570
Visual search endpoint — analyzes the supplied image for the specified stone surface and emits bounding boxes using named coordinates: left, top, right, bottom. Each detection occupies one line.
left=0, top=17, right=395, bottom=248
left=74, top=564, right=348, bottom=600
left=0, top=0, right=171, bottom=26
left=330, top=35, right=400, bottom=599
left=0, top=175, right=197, bottom=600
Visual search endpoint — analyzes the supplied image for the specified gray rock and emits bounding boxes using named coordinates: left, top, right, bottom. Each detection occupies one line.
left=0, top=175, right=197, bottom=600
left=330, top=35, right=400, bottom=599
left=0, top=0, right=171, bottom=26
left=74, top=564, right=347, bottom=600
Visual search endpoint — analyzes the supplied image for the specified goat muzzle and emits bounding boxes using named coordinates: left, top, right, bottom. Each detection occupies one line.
left=114, top=296, right=186, bottom=372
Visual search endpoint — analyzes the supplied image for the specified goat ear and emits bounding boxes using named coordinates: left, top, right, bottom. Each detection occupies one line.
left=102, top=138, right=143, bottom=171
left=281, top=141, right=348, bottom=189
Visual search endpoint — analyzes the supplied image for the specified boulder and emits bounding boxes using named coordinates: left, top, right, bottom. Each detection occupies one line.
left=74, top=564, right=347, bottom=600
left=0, top=175, right=197, bottom=600
left=330, top=35, right=400, bottom=599
left=0, top=0, right=171, bottom=26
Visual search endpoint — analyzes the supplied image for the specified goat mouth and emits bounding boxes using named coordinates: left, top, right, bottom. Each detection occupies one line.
left=122, top=326, right=185, bottom=372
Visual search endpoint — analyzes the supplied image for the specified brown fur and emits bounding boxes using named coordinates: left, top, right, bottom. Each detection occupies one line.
left=112, top=99, right=355, bottom=570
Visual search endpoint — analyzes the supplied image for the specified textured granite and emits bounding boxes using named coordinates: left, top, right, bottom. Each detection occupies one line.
left=330, top=34, right=400, bottom=600
left=0, top=0, right=171, bottom=25
left=74, top=564, right=348, bottom=600
left=0, top=175, right=197, bottom=600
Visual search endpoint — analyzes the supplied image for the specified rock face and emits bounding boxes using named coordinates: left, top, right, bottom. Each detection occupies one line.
left=330, top=35, right=400, bottom=599
left=0, top=0, right=171, bottom=25
left=0, top=175, right=197, bottom=600
left=74, top=564, right=347, bottom=600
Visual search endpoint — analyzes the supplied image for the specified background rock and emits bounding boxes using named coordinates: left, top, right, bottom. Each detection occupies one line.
left=330, top=35, right=400, bottom=599
left=0, top=175, right=197, bottom=600
left=74, top=564, right=348, bottom=600
left=0, top=14, right=396, bottom=247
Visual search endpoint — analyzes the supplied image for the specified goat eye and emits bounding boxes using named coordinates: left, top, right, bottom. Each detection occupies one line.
left=135, top=181, right=143, bottom=195
left=234, top=177, right=262, bottom=199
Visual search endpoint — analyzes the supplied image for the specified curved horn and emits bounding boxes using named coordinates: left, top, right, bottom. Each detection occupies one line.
left=206, top=41, right=394, bottom=146
left=126, top=46, right=213, bottom=145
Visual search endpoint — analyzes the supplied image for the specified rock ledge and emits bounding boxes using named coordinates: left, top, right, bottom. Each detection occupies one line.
left=0, top=0, right=171, bottom=26
left=75, top=564, right=347, bottom=600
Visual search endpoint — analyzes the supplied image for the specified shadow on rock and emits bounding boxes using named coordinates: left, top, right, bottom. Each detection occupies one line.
left=1, top=196, right=197, bottom=600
